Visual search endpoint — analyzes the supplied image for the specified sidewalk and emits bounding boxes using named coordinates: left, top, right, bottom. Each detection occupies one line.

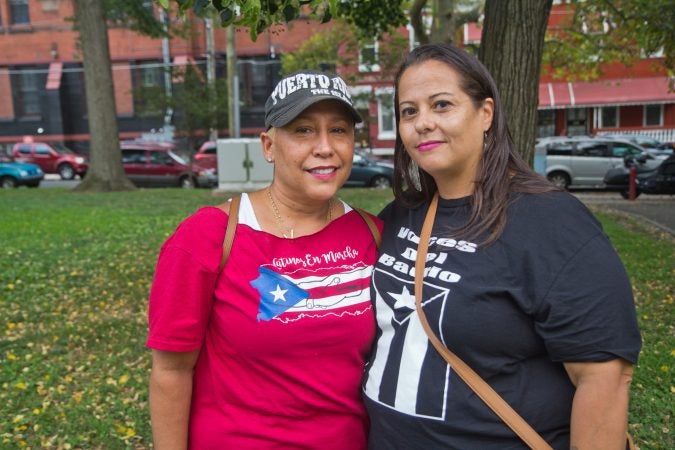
left=573, top=192, right=675, bottom=235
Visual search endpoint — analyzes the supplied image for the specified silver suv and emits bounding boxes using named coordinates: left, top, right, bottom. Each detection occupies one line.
left=536, top=136, right=662, bottom=189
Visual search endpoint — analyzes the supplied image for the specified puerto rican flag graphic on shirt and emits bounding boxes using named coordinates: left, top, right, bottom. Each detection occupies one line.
left=250, top=263, right=373, bottom=323
left=364, top=267, right=452, bottom=420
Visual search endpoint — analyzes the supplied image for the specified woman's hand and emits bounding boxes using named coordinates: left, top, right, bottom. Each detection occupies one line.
left=149, top=349, right=200, bottom=450
left=564, top=359, right=634, bottom=449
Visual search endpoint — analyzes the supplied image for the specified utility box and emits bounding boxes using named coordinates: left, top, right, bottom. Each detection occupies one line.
left=217, top=138, right=273, bottom=191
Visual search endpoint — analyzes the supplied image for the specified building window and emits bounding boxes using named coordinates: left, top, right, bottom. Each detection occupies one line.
left=644, top=104, right=663, bottom=127
left=566, top=108, right=587, bottom=136
left=133, top=61, right=166, bottom=116
left=376, top=88, right=395, bottom=139
left=238, top=58, right=280, bottom=108
left=359, top=41, right=380, bottom=72
left=14, top=67, right=42, bottom=117
left=537, top=110, right=555, bottom=137
left=10, top=0, right=30, bottom=25
left=599, top=106, right=618, bottom=128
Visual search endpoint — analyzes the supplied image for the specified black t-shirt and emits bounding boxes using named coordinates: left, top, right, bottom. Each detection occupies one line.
left=363, top=191, right=641, bottom=449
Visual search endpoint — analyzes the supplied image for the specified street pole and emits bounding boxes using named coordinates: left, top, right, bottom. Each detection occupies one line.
left=159, top=8, right=173, bottom=135
left=226, top=25, right=239, bottom=138
left=205, top=18, right=217, bottom=142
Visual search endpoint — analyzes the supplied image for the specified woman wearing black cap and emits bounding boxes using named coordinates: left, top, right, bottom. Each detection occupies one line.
left=146, top=70, right=382, bottom=449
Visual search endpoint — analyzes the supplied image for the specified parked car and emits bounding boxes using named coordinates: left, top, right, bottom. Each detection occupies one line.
left=12, top=140, right=88, bottom=180
left=601, top=133, right=664, bottom=149
left=604, top=153, right=675, bottom=198
left=195, top=140, right=218, bottom=170
left=120, top=141, right=216, bottom=188
left=345, top=152, right=394, bottom=188
left=535, top=136, right=662, bottom=189
left=0, top=158, right=44, bottom=188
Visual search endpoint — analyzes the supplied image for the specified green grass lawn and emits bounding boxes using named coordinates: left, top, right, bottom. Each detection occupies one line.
left=0, top=188, right=672, bottom=449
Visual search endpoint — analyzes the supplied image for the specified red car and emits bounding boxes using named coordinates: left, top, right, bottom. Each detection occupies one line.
left=121, top=141, right=216, bottom=188
left=12, top=139, right=88, bottom=180
left=195, top=140, right=218, bottom=170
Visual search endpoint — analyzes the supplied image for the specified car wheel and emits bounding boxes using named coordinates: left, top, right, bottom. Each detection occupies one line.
left=58, top=163, right=75, bottom=180
left=370, top=175, right=392, bottom=188
left=547, top=171, right=570, bottom=190
left=0, top=176, right=17, bottom=188
left=179, top=175, right=196, bottom=189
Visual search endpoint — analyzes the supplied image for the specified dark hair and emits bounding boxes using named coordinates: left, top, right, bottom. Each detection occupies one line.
left=392, top=43, right=556, bottom=244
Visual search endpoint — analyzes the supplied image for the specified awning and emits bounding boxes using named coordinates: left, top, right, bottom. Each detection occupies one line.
left=45, top=62, right=63, bottom=90
left=539, top=77, right=675, bottom=109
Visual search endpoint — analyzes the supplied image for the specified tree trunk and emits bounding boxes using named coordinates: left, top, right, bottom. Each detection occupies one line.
left=430, top=0, right=457, bottom=44
left=479, top=0, right=552, bottom=165
left=73, top=0, right=135, bottom=191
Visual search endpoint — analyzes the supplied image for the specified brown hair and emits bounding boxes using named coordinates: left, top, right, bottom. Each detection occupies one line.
left=392, top=43, right=557, bottom=245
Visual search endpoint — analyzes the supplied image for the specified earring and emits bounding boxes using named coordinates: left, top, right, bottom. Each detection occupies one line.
left=267, top=157, right=273, bottom=163
left=483, top=130, right=488, bottom=149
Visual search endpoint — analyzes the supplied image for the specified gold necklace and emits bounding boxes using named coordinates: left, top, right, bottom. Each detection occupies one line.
left=266, top=187, right=333, bottom=239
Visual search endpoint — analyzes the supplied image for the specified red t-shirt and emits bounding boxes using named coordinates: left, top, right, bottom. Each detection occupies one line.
left=147, top=201, right=381, bottom=449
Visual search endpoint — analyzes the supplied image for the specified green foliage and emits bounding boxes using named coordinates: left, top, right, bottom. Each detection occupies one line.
left=334, top=0, right=407, bottom=41
left=281, top=21, right=357, bottom=75
left=105, top=0, right=167, bottom=38
left=0, top=189, right=671, bottom=448
left=164, top=0, right=406, bottom=41
left=134, top=65, right=229, bottom=134
left=376, top=32, right=412, bottom=79
left=280, top=22, right=408, bottom=81
left=543, top=0, right=674, bottom=81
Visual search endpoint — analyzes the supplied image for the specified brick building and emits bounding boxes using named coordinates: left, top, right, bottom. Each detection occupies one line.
left=0, top=0, right=673, bottom=155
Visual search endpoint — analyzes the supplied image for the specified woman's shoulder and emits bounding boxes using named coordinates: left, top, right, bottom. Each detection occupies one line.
left=510, top=190, right=591, bottom=214
left=164, top=205, right=229, bottom=252
left=507, top=191, right=603, bottom=238
left=376, top=198, right=421, bottom=220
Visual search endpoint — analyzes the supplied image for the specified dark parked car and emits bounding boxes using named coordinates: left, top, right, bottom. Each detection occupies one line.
left=0, top=158, right=44, bottom=188
left=604, top=153, right=675, bottom=198
left=121, top=141, right=216, bottom=188
left=12, top=140, right=88, bottom=180
left=601, top=133, right=663, bottom=149
left=345, top=152, right=393, bottom=188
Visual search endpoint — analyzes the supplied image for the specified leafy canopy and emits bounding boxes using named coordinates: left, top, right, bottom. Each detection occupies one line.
left=158, top=0, right=407, bottom=41
left=543, top=0, right=674, bottom=81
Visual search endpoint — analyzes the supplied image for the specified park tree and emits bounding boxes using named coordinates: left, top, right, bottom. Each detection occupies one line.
left=480, top=0, right=553, bottom=164
left=74, top=0, right=167, bottom=192
left=409, top=0, right=482, bottom=45
left=166, top=0, right=550, bottom=163
left=543, top=0, right=674, bottom=85
left=134, top=65, right=229, bottom=152
left=165, top=0, right=671, bottom=164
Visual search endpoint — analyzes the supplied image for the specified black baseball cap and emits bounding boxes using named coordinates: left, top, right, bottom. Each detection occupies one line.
left=264, top=70, right=363, bottom=129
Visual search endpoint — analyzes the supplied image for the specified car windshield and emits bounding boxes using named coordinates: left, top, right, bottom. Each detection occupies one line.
left=169, top=150, right=188, bottom=165
left=51, top=143, right=75, bottom=154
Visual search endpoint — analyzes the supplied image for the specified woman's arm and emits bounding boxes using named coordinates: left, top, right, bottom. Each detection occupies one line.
left=564, top=359, right=634, bottom=449
left=149, top=349, right=200, bottom=450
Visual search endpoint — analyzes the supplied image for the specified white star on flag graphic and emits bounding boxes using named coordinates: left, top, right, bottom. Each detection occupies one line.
left=390, top=286, right=416, bottom=310
left=270, top=285, right=288, bottom=303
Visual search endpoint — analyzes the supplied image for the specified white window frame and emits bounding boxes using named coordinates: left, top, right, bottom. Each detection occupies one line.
left=595, top=106, right=619, bottom=129
left=375, top=87, right=395, bottom=140
left=359, top=41, right=380, bottom=73
left=643, top=104, right=663, bottom=127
